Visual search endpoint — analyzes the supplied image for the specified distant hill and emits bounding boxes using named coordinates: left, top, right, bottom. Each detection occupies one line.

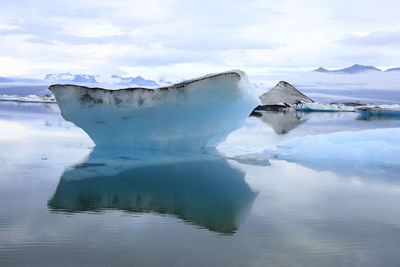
left=385, top=67, right=400, bottom=72
left=0, top=73, right=169, bottom=97
left=45, top=73, right=98, bottom=83
left=111, top=75, right=159, bottom=87
left=44, top=73, right=160, bottom=87
left=0, top=77, right=14, bottom=82
left=0, top=77, right=42, bottom=83
left=313, top=67, right=329, bottom=73
left=313, top=64, right=382, bottom=74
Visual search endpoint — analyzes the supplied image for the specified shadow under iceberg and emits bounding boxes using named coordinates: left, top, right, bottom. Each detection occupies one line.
left=48, top=148, right=257, bottom=234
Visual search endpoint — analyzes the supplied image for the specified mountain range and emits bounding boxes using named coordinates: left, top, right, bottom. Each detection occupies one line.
left=110, top=75, right=159, bottom=86
left=45, top=73, right=165, bottom=86
left=0, top=72, right=168, bottom=87
left=314, top=64, right=400, bottom=74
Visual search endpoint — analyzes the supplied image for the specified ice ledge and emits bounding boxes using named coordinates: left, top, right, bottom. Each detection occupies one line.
left=49, top=70, right=257, bottom=151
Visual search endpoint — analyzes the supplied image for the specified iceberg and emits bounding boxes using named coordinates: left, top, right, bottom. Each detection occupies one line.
left=259, top=81, right=314, bottom=108
left=256, top=81, right=400, bottom=114
left=49, top=70, right=256, bottom=151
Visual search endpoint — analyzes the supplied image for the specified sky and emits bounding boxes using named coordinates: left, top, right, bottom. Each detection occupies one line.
left=1, top=0, right=400, bottom=79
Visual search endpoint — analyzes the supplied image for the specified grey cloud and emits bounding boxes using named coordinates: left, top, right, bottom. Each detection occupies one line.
left=160, top=30, right=281, bottom=51
left=111, top=49, right=221, bottom=67
left=341, top=30, right=400, bottom=47
left=0, top=9, right=281, bottom=52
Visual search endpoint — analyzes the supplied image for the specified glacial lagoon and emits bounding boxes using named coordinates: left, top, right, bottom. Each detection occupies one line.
left=1, top=100, right=400, bottom=266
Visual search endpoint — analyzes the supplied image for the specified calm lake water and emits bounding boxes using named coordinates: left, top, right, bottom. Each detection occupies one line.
left=1, top=100, right=400, bottom=266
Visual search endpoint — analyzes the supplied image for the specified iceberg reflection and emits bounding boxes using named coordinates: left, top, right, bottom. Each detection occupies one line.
left=48, top=148, right=256, bottom=234
left=254, top=110, right=309, bottom=134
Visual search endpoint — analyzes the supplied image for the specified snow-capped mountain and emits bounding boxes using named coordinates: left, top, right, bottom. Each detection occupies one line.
left=45, top=73, right=98, bottom=83
left=111, top=75, right=159, bottom=87
left=2, top=72, right=164, bottom=87
left=313, top=64, right=382, bottom=74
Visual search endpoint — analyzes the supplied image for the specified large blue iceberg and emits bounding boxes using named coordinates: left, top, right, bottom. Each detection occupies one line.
left=50, top=70, right=257, bottom=151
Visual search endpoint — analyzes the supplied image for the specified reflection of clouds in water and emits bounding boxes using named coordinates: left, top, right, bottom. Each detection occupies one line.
left=0, top=119, right=27, bottom=138
left=49, top=148, right=257, bottom=234
left=244, top=160, right=400, bottom=264
left=0, top=102, right=89, bottom=138
left=266, top=128, right=400, bottom=180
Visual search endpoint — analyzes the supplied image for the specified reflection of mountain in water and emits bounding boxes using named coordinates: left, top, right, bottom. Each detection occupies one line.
left=48, top=149, right=256, bottom=234
left=257, top=111, right=309, bottom=134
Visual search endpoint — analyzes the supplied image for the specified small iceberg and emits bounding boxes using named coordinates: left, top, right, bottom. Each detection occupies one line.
left=258, top=81, right=314, bottom=109
left=294, top=102, right=358, bottom=112
left=50, top=70, right=257, bottom=151
left=251, top=81, right=314, bottom=113
left=255, top=81, right=400, bottom=115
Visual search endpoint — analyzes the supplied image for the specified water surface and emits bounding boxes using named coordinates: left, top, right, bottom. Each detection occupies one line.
left=1, top=101, right=400, bottom=266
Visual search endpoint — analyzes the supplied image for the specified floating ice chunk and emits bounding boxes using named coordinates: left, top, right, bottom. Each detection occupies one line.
left=226, top=153, right=271, bottom=166
left=356, top=104, right=400, bottom=119
left=294, top=102, right=357, bottom=112
left=293, top=103, right=400, bottom=115
left=267, top=128, right=400, bottom=166
left=50, top=70, right=257, bottom=151
left=0, top=94, right=56, bottom=103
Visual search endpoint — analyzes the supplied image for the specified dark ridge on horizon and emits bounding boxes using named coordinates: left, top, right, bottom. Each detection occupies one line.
left=0, top=72, right=169, bottom=87
left=314, top=64, right=400, bottom=74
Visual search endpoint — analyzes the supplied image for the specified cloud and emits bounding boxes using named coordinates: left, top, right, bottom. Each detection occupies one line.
left=341, top=30, right=400, bottom=47
left=1, top=0, right=400, bottom=77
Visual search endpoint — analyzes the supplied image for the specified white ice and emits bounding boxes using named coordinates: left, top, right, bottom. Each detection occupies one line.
left=295, top=103, right=400, bottom=113
left=0, top=94, right=56, bottom=103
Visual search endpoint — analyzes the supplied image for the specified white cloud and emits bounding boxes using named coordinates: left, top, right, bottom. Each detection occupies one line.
left=61, top=22, right=125, bottom=38
left=341, top=30, right=400, bottom=47
left=1, top=0, right=400, bottom=78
